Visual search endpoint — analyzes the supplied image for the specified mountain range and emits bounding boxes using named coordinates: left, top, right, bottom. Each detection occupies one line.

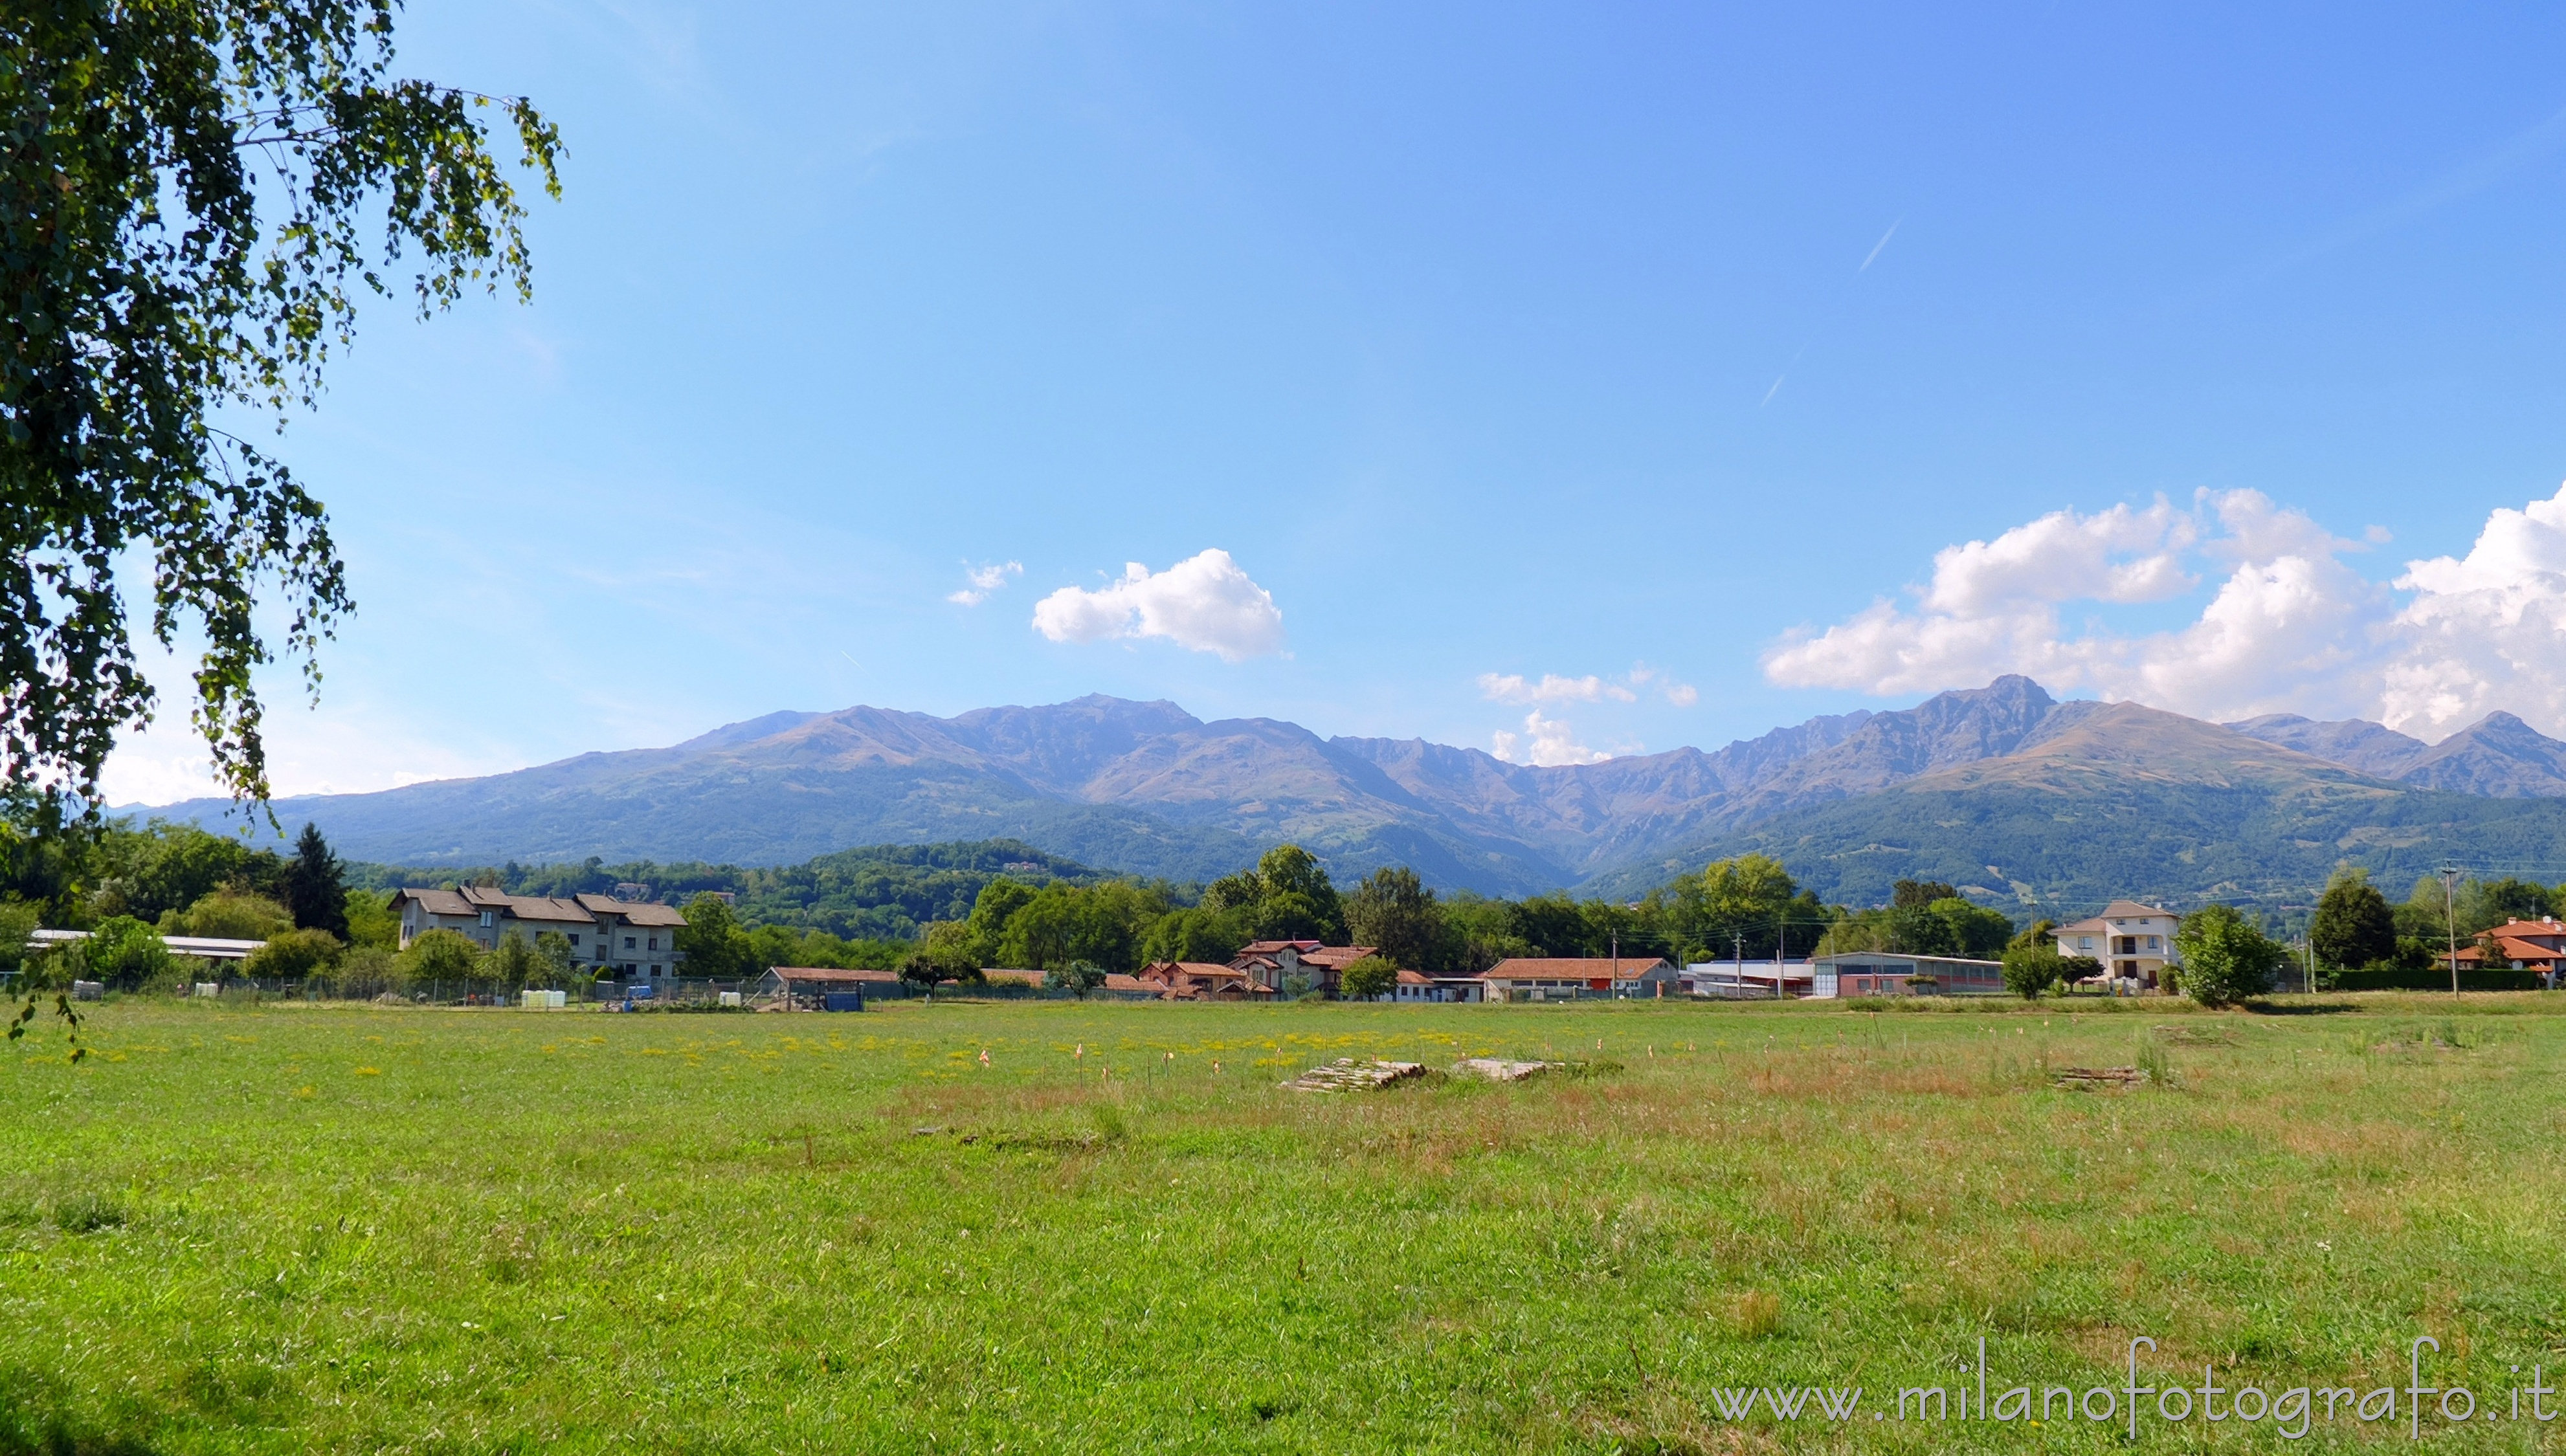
left=138, top=678, right=2566, bottom=911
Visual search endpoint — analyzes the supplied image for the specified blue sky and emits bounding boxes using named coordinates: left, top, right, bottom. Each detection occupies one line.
left=109, top=2, right=2566, bottom=801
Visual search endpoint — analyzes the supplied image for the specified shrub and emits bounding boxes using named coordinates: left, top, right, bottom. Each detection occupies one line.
left=80, top=916, right=172, bottom=991
left=397, top=928, right=481, bottom=986
left=2000, top=943, right=2062, bottom=1000
left=166, top=890, right=295, bottom=941
left=1338, top=955, right=1397, bottom=1001
left=245, top=927, right=341, bottom=981
left=2172, top=905, right=2287, bottom=1008
left=326, top=945, right=403, bottom=999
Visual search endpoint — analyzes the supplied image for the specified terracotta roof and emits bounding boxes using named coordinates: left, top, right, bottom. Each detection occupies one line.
left=1142, top=962, right=1246, bottom=978
left=1297, top=945, right=1378, bottom=969
left=2480, top=931, right=2566, bottom=965
left=1482, top=956, right=1671, bottom=979
left=2482, top=919, right=2566, bottom=941
left=1236, top=940, right=1323, bottom=954
left=1394, top=969, right=1433, bottom=985
left=1100, top=973, right=1157, bottom=993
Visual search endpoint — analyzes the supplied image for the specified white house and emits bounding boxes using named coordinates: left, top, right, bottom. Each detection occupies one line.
left=2052, top=899, right=2180, bottom=989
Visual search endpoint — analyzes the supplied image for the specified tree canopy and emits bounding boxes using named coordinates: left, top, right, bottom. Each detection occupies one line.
left=2, top=1, right=559, bottom=808
left=2312, top=870, right=2396, bottom=970
left=2174, top=904, right=2287, bottom=1007
left=284, top=823, right=348, bottom=938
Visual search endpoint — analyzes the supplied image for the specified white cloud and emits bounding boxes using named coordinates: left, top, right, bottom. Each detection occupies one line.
left=1762, top=483, right=2566, bottom=740
left=1477, top=672, right=1636, bottom=704
left=1919, top=498, right=2199, bottom=617
left=1481, top=664, right=1697, bottom=707
left=1490, top=709, right=1611, bottom=766
left=947, top=559, right=1022, bottom=606
left=2384, top=487, right=2566, bottom=738
left=1031, top=549, right=1286, bottom=661
left=1626, top=663, right=1700, bottom=706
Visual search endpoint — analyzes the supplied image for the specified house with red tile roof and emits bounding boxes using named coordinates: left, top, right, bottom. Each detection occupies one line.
left=1479, top=956, right=1675, bottom=1002
left=1137, top=962, right=1270, bottom=1000
left=1229, top=940, right=1379, bottom=997
left=2453, top=918, right=2566, bottom=977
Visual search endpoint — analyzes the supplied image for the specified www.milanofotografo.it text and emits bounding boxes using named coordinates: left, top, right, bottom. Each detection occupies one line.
left=1712, top=1337, right=2554, bottom=1440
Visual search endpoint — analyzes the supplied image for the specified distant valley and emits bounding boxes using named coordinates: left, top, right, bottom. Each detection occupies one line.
left=137, top=678, right=2566, bottom=912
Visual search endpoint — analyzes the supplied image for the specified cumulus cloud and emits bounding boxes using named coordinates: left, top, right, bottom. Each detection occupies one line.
left=1031, top=549, right=1285, bottom=661
left=1490, top=709, right=1611, bottom=766
left=947, top=560, right=1022, bottom=606
left=2385, top=488, right=2566, bottom=737
left=1763, top=483, right=2566, bottom=740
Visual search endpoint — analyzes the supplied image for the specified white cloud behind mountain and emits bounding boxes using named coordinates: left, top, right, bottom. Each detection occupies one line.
left=1031, top=549, right=1286, bottom=661
left=1765, top=482, right=2566, bottom=740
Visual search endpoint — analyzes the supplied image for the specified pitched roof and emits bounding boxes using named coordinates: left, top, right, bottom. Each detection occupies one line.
left=502, top=896, right=595, bottom=925
left=392, top=888, right=475, bottom=917
left=1237, top=940, right=1323, bottom=954
left=2099, top=900, right=2175, bottom=920
left=575, top=893, right=688, bottom=926
left=1482, top=956, right=1671, bottom=979
left=1100, top=973, right=1157, bottom=993
left=1394, top=969, right=1433, bottom=985
left=1298, top=945, right=1378, bottom=969
left=2051, top=917, right=2108, bottom=937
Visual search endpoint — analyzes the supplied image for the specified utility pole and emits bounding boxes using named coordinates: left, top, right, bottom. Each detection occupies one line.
left=2440, top=863, right=2462, bottom=999
left=1733, top=931, right=1744, bottom=998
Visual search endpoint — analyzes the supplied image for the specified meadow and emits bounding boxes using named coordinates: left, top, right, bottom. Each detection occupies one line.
left=3, top=992, right=2563, bottom=1453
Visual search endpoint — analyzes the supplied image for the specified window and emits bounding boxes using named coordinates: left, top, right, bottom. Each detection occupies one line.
left=479, top=910, right=494, bottom=927
left=624, top=936, right=636, bottom=949
left=568, top=933, right=580, bottom=946
left=647, top=935, right=658, bottom=951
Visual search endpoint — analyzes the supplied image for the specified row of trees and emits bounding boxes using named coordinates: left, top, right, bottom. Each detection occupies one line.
left=2306, top=869, right=2566, bottom=973
left=16, top=806, right=2524, bottom=1008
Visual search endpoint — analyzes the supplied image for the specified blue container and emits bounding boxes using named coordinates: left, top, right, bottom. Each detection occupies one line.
left=823, top=991, right=867, bottom=1012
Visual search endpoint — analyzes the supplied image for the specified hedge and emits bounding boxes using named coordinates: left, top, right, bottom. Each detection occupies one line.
left=2325, top=967, right=2547, bottom=993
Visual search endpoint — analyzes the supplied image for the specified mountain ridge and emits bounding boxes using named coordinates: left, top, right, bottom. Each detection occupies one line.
left=133, top=679, right=2566, bottom=903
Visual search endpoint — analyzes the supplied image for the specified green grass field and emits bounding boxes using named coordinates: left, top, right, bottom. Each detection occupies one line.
left=5, top=993, right=2563, bottom=1453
